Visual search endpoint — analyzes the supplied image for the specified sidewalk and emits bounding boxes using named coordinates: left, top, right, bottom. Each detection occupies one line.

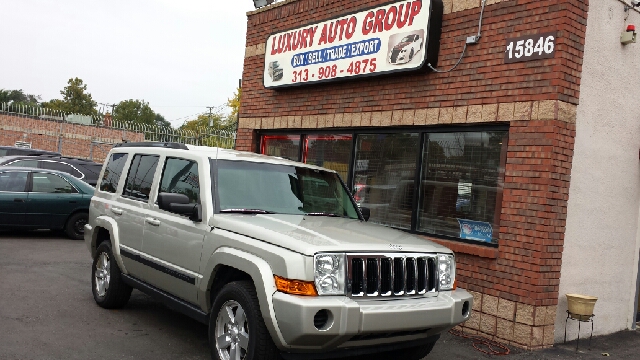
left=429, top=328, right=640, bottom=359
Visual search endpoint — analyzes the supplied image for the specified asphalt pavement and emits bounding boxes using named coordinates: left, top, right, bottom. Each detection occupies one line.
left=1, top=231, right=638, bottom=360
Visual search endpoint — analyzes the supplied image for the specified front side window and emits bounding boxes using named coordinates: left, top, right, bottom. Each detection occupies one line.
left=0, top=172, right=28, bottom=192
left=418, top=131, right=508, bottom=244
left=32, top=173, right=76, bottom=193
left=216, top=160, right=359, bottom=218
left=40, top=161, right=83, bottom=178
left=100, top=153, right=128, bottom=193
left=123, top=155, right=160, bottom=201
left=159, top=158, right=200, bottom=204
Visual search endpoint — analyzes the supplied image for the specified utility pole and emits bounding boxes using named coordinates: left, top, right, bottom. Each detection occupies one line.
left=206, top=106, right=215, bottom=127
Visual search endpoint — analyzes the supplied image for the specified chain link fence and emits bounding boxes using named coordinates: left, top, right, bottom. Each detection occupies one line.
left=0, top=103, right=236, bottom=163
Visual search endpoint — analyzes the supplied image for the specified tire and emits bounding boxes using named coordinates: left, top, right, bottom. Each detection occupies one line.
left=366, top=335, right=439, bottom=360
left=65, top=212, right=88, bottom=240
left=91, top=241, right=132, bottom=309
left=210, top=281, right=281, bottom=360
left=409, top=49, right=415, bottom=61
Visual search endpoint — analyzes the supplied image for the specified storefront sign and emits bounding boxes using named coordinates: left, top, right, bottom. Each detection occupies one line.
left=504, top=32, right=556, bottom=64
left=458, top=219, right=493, bottom=243
left=264, top=0, right=442, bottom=88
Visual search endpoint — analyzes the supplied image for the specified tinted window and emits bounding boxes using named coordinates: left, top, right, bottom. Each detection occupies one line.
left=123, top=155, right=160, bottom=201
left=32, top=173, right=76, bottom=193
left=40, top=161, right=83, bottom=178
left=9, top=159, right=39, bottom=168
left=0, top=172, right=28, bottom=192
left=100, top=153, right=128, bottom=193
left=159, top=158, right=200, bottom=204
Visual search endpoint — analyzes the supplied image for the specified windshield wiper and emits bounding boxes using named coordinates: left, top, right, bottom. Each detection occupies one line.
left=220, top=209, right=275, bottom=214
left=304, top=212, right=342, bottom=217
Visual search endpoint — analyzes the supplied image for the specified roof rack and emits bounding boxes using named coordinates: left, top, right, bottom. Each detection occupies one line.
left=113, top=142, right=189, bottom=150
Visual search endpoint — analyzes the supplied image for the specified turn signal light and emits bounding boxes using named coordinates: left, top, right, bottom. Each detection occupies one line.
left=453, top=280, right=458, bottom=290
left=274, top=276, right=318, bottom=296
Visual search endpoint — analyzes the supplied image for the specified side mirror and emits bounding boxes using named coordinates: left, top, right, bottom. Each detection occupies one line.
left=360, top=207, right=370, bottom=222
left=158, top=192, right=202, bottom=222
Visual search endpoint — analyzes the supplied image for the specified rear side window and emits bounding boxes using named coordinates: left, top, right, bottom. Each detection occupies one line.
left=32, top=173, right=77, bottom=194
left=159, top=158, right=200, bottom=204
left=0, top=172, right=28, bottom=192
left=9, top=159, right=38, bottom=168
left=100, top=153, right=128, bottom=193
left=40, top=161, right=83, bottom=178
left=123, top=155, right=160, bottom=201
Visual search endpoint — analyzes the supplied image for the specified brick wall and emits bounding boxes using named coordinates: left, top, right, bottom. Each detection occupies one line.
left=0, top=113, right=144, bottom=163
left=239, top=0, right=588, bottom=349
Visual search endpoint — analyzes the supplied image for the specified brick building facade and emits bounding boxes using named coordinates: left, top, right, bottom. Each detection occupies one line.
left=238, top=0, right=640, bottom=349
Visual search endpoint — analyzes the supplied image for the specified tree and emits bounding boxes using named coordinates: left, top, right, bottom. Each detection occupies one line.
left=227, top=87, right=241, bottom=118
left=154, top=113, right=172, bottom=128
left=42, top=78, right=97, bottom=115
left=0, top=89, right=41, bottom=106
left=113, top=99, right=155, bottom=125
left=180, top=113, right=224, bottom=132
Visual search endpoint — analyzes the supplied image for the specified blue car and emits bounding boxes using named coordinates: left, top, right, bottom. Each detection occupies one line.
left=0, top=167, right=95, bottom=239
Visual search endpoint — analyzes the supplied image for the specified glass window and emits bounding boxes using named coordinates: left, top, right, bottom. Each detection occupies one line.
left=9, top=159, right=38, bottom=168
left=0, top=149, right=7, bottom=157
left=353, top=133, right=420, bottom=229
left=99, top=153, right=128, bottom=193
left=303, top=134, right=352, bottom=181
left=261, top=135, right=300, bottom=161
left=40, top=161, right=83, bottom=178
left=159, top=158, right=200, bottom=204
left=0, top=172, right=28, bottom=192
left=217, top=160, right=358, bottom=218
left=32, top=173, right=76, bottom=193
left=123, top=155, right=160, bottom=201
left=418, top=132, right=508, bottom=244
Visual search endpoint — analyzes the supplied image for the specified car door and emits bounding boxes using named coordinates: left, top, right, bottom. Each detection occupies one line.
left=142, top=157, right=208, bottom=303
left=26, top=172, right=82, bottom=229
left=0, top=171, right=29, bottom=226
left=114, top=153, right=161, bottom=281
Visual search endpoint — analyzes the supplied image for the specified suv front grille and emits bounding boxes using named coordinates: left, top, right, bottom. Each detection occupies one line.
left=347, top=254, right=438, bottom=298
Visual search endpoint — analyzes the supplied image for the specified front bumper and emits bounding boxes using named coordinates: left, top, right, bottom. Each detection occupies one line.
left=272, top=289, right=472, bottom=350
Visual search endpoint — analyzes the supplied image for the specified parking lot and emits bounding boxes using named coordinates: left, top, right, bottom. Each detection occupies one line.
left=1, top=231, right=639, bottom=360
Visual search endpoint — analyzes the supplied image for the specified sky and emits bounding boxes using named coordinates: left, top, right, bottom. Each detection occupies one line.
left=0, top=0, right=252, bottom=127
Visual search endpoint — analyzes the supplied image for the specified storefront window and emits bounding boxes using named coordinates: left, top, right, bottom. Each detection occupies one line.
left=303, top=134, right=352, bottom=181
left=353, top=133, right=420, bottom=230
left=417, top=132, right=508, bottom=244
left=261, top=135, right=300, bottom=161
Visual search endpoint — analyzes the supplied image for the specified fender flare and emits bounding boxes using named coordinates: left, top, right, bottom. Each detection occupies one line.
left=200, top=247, right=289, bottom=349
left=91, top=215, right=127, bottom=274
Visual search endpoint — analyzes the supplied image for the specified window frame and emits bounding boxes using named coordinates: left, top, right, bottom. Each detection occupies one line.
left=29, top=171, right=79, bottom=194
left=121, top=153, right=161, bottom=203
left=157, top=156, right=202, bottom=206
left=256, top=124, right=509, bottom=248
left=99, top=153, right=129, bottom=194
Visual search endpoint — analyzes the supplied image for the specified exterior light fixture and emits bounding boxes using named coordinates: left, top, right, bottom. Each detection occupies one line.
left=621, top=24, right=637, bottom=45
left=253, top=0, right=275, bottom=9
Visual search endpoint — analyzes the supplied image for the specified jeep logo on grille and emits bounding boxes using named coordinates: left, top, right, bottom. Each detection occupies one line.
left=389, top=244, right=403, bottom=251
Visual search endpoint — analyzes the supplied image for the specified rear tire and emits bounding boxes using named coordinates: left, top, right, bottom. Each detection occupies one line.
left=91, top=241, right=132, bottom=309
left=65, top=212, right=88, bottom=240
left=210, top=281, right=282, bottom=360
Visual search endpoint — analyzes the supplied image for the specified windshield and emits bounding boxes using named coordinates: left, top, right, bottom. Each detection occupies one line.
left=215, top=160, right=359, bottom=219
left=401, top=36, right=412, bottom=42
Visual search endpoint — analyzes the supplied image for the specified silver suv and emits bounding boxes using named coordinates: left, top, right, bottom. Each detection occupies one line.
left=85, top=142, right=472, bottom=360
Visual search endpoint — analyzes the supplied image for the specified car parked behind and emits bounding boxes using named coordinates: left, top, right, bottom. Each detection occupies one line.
left=0, top=167, right=94, bottom=239
left=0, top=146, right=61, bottom=157
left=0, top=155, right=103, bottom=186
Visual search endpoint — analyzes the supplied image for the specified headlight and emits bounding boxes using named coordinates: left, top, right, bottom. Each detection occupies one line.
left=314, top=253, right=346, bottom=295
left=438, top=254, right=456, bottom=291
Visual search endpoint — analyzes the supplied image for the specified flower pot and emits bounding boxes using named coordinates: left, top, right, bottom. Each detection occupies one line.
left=566, top=293, right=597, bottom=320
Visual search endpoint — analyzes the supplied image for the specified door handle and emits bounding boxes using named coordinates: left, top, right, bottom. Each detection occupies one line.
left=145, top=217, right=161, bottom=227
left=111, top=208, right=124, bottom=216
left=14, top=198, right=25, bottom=203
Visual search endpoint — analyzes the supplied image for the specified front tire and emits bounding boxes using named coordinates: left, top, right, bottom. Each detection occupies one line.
left=65, top=212, right=88, bottom=240
left=91, top=241, right=132, bottom=309
left=210, top=281, right=281, bottom=360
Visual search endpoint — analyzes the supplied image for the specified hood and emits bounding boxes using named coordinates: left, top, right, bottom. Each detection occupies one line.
left=212, top=214, right=452, bottom=256
left=393, top=41, right=412, bottom=51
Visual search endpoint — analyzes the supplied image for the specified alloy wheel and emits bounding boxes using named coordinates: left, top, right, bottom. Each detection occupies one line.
left=94, top=253, right=111, bottom=297
left=215, top=300, right=249, bottom=360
